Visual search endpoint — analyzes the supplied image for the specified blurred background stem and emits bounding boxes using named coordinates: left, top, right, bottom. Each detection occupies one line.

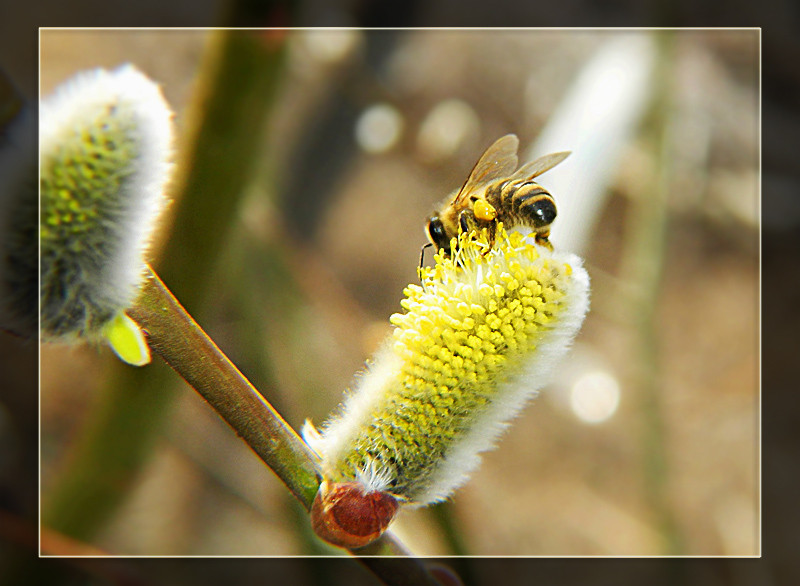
left=620, top=31, right=685, bottom=555
left=42, top=27, right=288, bottom=544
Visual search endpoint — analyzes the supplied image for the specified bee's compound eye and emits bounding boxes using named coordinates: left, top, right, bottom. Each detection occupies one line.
left=426, top=217, right=451, bottom=252
left=530, top=198, right=557, bottom=227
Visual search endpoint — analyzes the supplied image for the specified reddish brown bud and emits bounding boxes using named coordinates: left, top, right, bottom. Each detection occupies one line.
left=310, top=481, right=399, bottom=549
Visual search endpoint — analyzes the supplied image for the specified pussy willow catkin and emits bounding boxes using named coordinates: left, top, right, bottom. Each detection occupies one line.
left=303, top=226, right=590, bottom=548
left=39, top=65, right=173, bottom=365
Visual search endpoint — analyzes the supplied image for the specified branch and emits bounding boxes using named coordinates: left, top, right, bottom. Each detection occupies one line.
left=129, top=265, right=445, bottom=586
left=128, top=265, right=320, bottom=506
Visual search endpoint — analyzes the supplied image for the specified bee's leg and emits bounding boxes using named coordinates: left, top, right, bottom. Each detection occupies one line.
left=458, top=209, right=478, bottom=236
left=534, top=231, right=554, bottom=251
left=487, top=221, right=497, bottom=250
left=473, top=198, right=497, bottom=222
left=459, top=210, right=497, bottom=256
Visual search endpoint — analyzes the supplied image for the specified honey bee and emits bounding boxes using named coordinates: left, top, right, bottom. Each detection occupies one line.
left=424, top=134, right=569, bottom=257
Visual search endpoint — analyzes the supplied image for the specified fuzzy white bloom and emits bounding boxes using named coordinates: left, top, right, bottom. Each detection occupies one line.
left=304, top=225, right=589, bottom=547
left=39, top=65, right=174, bottom=364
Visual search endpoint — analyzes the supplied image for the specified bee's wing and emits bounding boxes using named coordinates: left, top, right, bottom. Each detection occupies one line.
left=511, top=151, right=571, bottom=181
left=453, top=134, right=520, bottom=207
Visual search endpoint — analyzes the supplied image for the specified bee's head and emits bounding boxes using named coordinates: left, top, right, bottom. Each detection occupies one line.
left=425, top=215, right=451, bottom=255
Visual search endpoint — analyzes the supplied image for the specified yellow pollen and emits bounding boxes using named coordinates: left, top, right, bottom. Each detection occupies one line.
left=473, top=199, right=497, bottom=221
left=323, top=222, right=587, bottom=505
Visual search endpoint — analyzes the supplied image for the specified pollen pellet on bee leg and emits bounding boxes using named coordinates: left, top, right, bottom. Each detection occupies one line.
left=473, top=199, right=497, bottom=221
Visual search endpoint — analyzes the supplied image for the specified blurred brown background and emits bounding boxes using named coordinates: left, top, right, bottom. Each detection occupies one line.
left=35, top=28, right=758, bottom=561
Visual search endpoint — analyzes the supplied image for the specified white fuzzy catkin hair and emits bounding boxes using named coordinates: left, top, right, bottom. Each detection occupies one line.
left=39, top=64, right=173, bottom=340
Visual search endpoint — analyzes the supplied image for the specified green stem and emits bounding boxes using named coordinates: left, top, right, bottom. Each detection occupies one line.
left=129, top=266, right=445, bottom=585
left=129, top=266, right=321, bottom=507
